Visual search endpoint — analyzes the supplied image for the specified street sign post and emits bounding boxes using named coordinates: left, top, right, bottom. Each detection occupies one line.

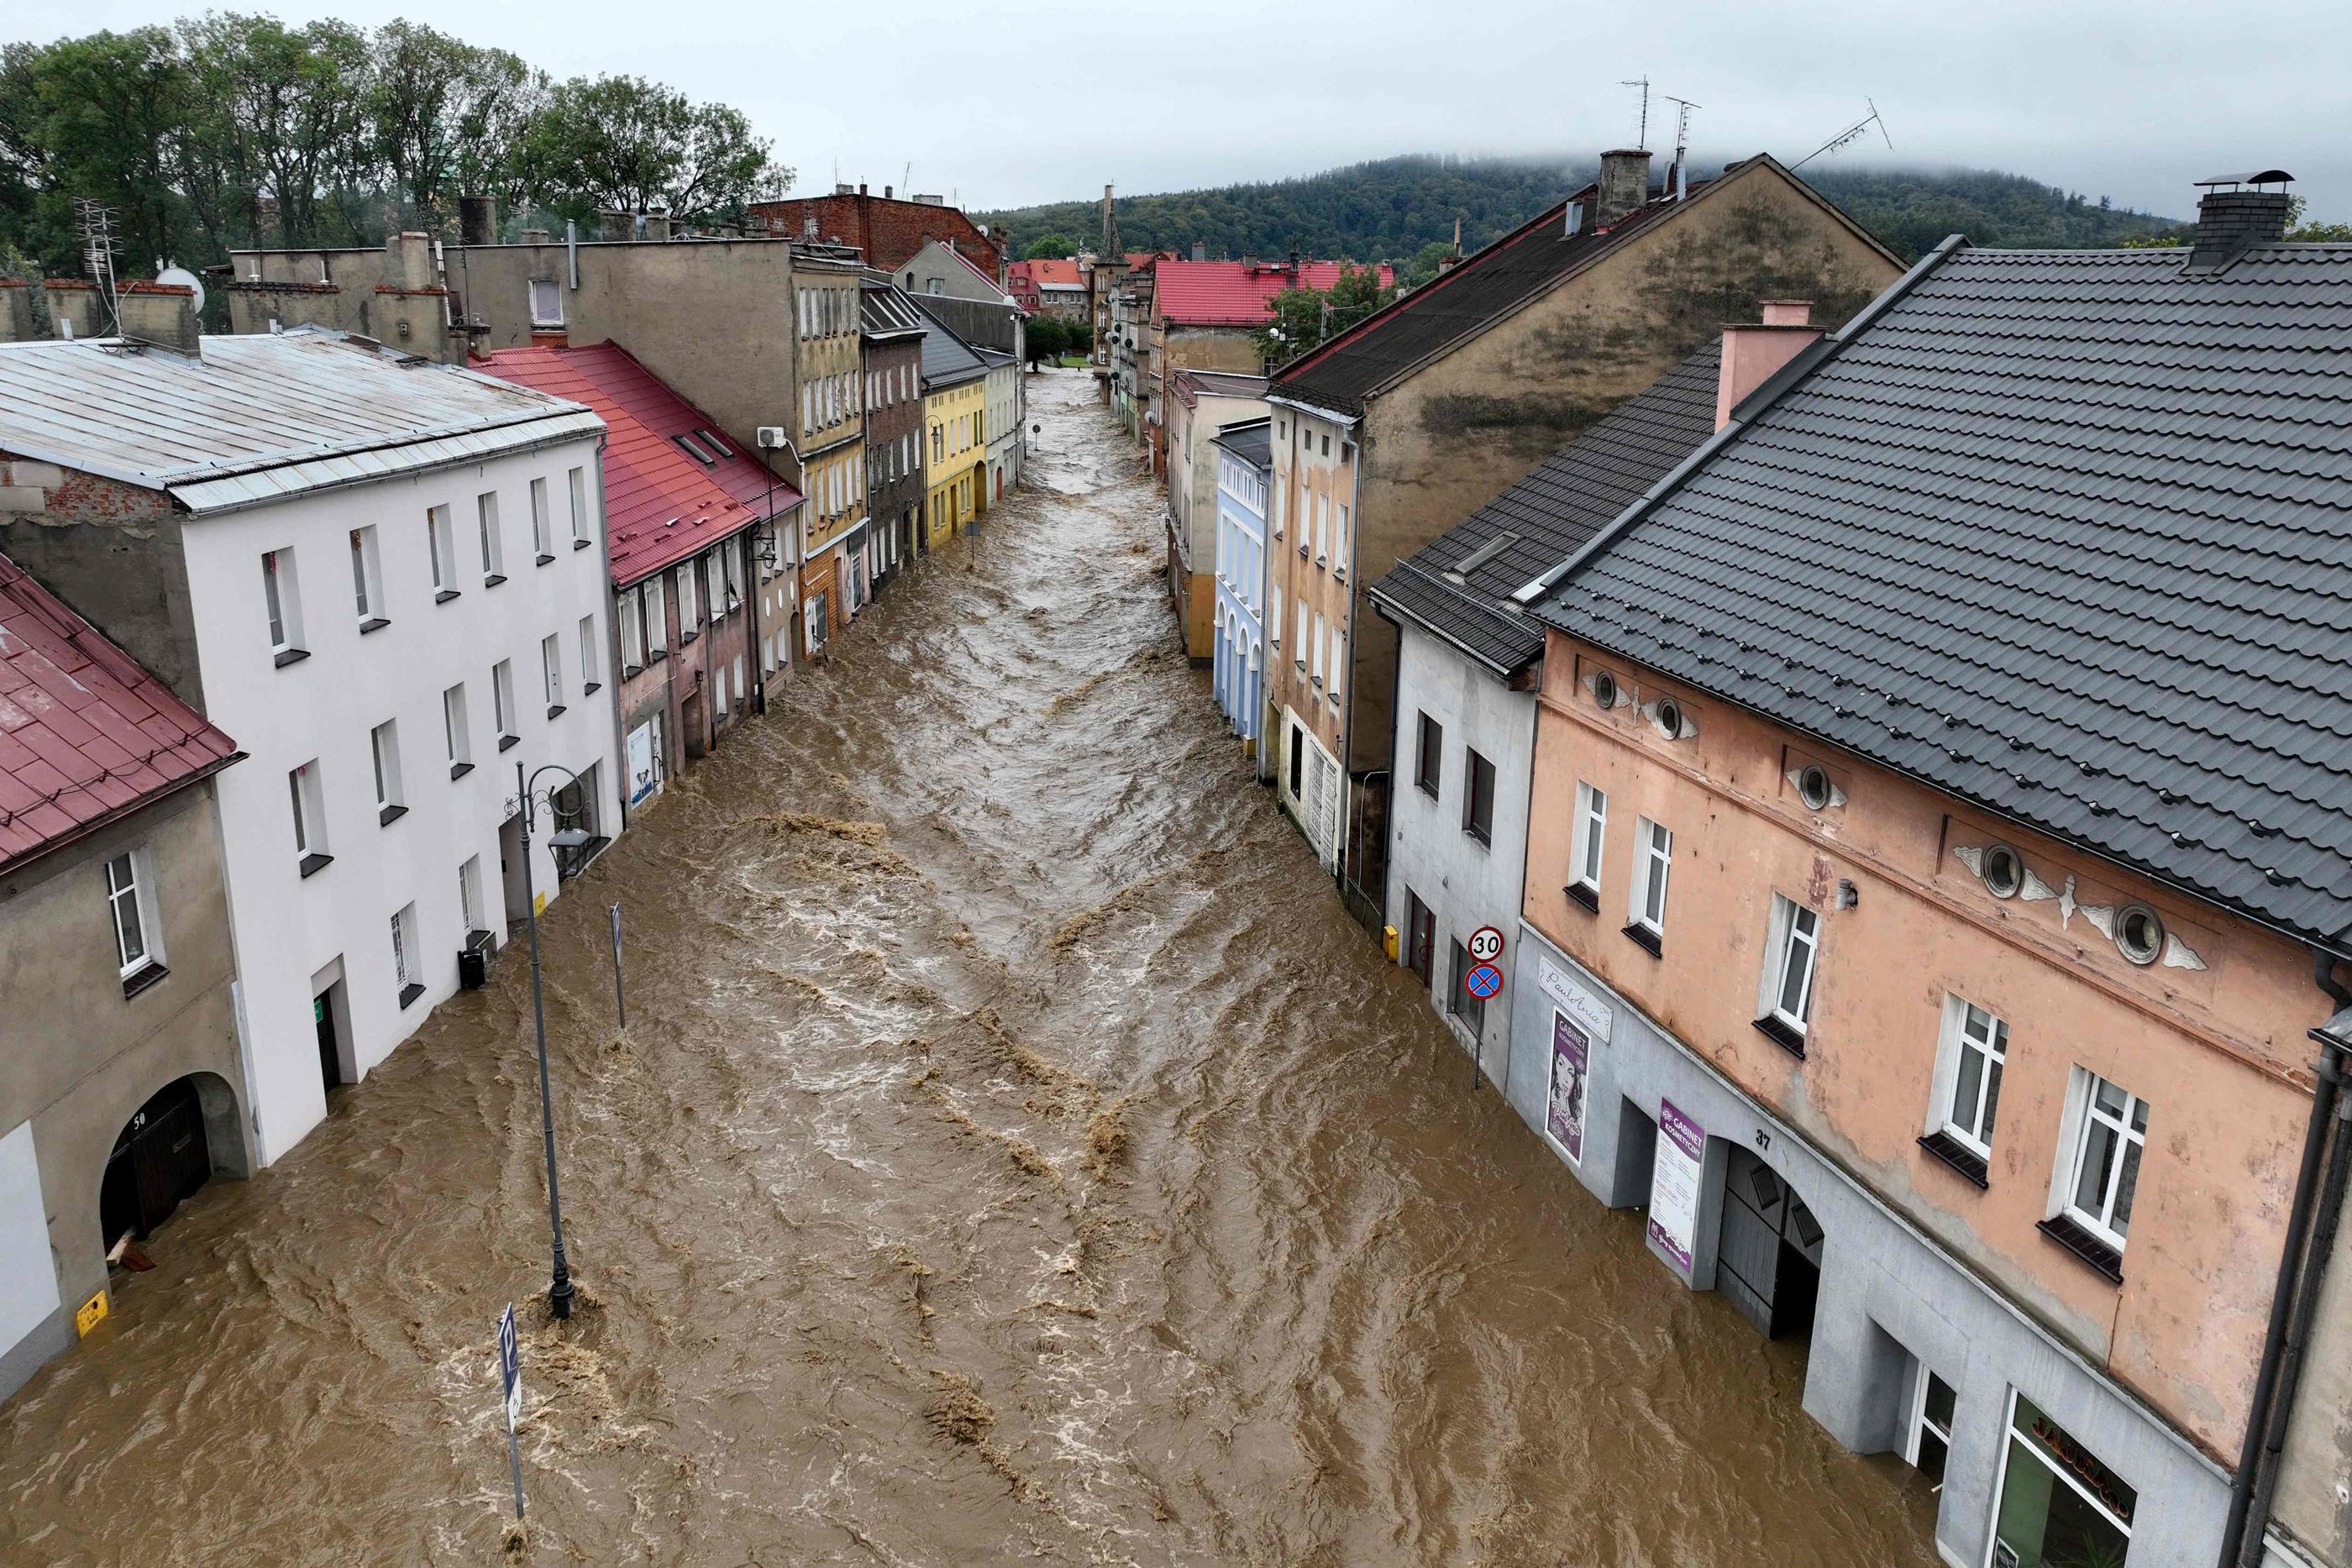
left=1464, top=962, right=1504, bottom=1000
left=499, top=1303, right=525, bottom=1520
left=1468, top=926, right=1505, bottom=966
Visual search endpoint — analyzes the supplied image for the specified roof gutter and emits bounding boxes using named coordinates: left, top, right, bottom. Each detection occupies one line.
left=1510, top=232, right=1969, bottom=609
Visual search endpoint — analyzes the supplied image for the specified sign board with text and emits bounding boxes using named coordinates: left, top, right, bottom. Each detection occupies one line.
left=1648, top=1099, right=1706, bottom=1276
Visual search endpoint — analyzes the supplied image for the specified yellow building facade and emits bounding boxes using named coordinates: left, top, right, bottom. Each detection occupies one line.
left=922, top=375, right=986, bottom=548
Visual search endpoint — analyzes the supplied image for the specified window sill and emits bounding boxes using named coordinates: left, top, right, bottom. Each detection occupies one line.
left=378, top=804, right=408, bottom=827
left=1621, top=922, right=1662, bottom=957
left=573, top=538, right=591, bottom=551
left=1464, top=826, right=1492, bottom=847
left=536, top=553, right=555, bottom=567
left=121, top=962, right=171, bottom=999
left=1415, top=780, right=1439, bottom=801
left=678, top=630, right=700, bottom=646
left=484, top=574, right=507, bottom=588
left=583, top=681, right=601, bottom=696
left=1918, top=1130, right=1991, bottom=1188
left=1565, top=881, right=1600, bottom=914
left=2037, top=1214, right=2124, bottom=1284
left=646, top=648, right=668, bottom=664
left=435, top=589, right=459, bottom=605
left=275, top=647, right=310, bottom=668
left=398, top=982, right=426, bottom=1010
left=359, top=616, right=391, bottom=636
left=621, top=664, right=643, bottom=679
left=545, top=704, right=565, bottom=720
left=299, top=852, right=333, bottom=879
left=498, top=733, right=519, bottom=753
left=1752, top=1014, right=1808, bottom=1060
left=449, top=762, right=474, bottom=780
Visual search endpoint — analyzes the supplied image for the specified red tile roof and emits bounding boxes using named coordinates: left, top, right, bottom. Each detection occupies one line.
left=476, top=343, right=801, bottom=589
left=0, top=551, right=239, bottom=871
left=1021, top=259, right=1084, bottom=289
left=1153, top=260, right=1396, bottom=328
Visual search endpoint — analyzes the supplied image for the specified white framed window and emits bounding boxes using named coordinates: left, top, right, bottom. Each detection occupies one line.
left=1571, top=782, right=1607, bottom=894
left=492, top=658, right=517, bottom=745
left=443, top=683, right=471, bottom=773
left=677, top=559, right=701, bottom=630
left=1294, top=601, right=1309, bottom=669
left=528, top=277, right=561, bottom=327
left=1987, top=1389, right=2135, bottom=1565
left=579, top=615, right=600, bottom=693
left=1268, top=581, right=1282, bottom=642
left=619, top=587, right=645, bottom=669
left=1903, top=1366, right=1956, bottom=1490
left=391, top=900, right=420, bottom=999
left=349, top=527, right=384, bottom=624
left=568, top=467, right=590, bottom=546
left=644, top=580, right=668, bottom=655
left=1760, top=894, right=1821, bottom=1031
left=459, top=855, right=485, bottom=936
left=104, top=849, right=160, bottom=978
left=2061, top=1070, right=2148, bottom=1251
left=427, top=505, right=457, bottom=595
left=370, top=719, right=404, bottom=820
left=477, top=491, right=504, bottom=582
left=289, top=760, right=328, bottom=868
left=1329, top=626, right=1345, bottom=703
left=1310, top=610, right=1326, bottom=684
left=262, top=547, right=303, bottom=654
left=1931, top=997, right=2008, bottom=1158
left=1631, top=816, right=1672, bottom=935
left=530, top=477, right=553, bottom=559
left=541, top=633, right=563, bottom=713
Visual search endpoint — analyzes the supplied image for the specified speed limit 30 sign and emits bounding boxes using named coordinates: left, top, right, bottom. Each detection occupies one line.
left=1468, top=926, right=1505, bottom=965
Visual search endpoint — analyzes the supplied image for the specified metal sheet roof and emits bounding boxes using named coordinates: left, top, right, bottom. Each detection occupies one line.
left=0, top=328, right=597, bottom=514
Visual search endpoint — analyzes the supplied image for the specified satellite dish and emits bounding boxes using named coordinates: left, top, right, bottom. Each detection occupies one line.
left=155, top=265, right=205, bottom=315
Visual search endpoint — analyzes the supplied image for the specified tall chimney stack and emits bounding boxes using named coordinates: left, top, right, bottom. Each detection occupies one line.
left=118, top=280, right=201, bottom=355
left=0, top=279, right=33, bottom=343
left=2186, top=169, right=2294, bottom=274
left=1596, top=149, right=1653, bottom=229
left=459, top=194, right=498, bottom=247
left=599, top=208, right=633, bottom=242
left=1714, top=301, right=1817, bottom=429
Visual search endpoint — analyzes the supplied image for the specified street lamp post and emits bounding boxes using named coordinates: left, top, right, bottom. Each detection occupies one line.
left=512, top=760, right=594, bottom=1320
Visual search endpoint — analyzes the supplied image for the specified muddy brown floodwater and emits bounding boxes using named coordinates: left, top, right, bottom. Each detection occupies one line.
left=0, top=370, right=1942, bottom=1567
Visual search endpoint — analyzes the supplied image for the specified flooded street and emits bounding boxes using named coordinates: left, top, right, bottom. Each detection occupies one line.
left=0, top=369, right=1939, bottom=1567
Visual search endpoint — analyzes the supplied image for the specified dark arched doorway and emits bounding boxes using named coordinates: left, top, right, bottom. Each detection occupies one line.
left=98, top=1076, right=218, bottom=1250
left=1717, top=1145, right=1824, bottom=1342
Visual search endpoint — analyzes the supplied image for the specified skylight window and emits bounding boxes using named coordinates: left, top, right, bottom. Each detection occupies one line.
left=673, top=433, right=715, bottom=465
left=1449, top=531, right=1520, bottom=577
left=696, top=428, right=736, bottom=459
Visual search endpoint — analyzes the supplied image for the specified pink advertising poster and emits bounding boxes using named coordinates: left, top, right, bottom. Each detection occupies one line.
left=1648, top=1099, right=1706, bottom=1274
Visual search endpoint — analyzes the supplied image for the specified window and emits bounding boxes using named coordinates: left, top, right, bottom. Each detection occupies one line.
left=541, top=632, right=563, bottom=716
left=677, top=559, right=701, bottom=632
left=530, top=477, right=553, bottom=560
left=1630, top=817, right=1672, bottom=939
left=1294, top=602, right=1309, bottom=669
left=289, top=761, right=328, bottom=873
left=1796, top=762, right=1834, bottom=811
left=1761, top=894, right=1820, bottom=1032
left=1328, top=626, right=1345, bottom=703
left=1462, top=748, right=1495, bottom=845
left=528, top=277, right=561, bottom=327
left=443, top=684, right=471, bottom=776
left=579, top=615, right=601, bottom=694
left=476, top=493, right=504, bottom=583
left=1988, top=1392, right=2134, bottom=1568
left=1310, top=611, right=1326, bottom=685
left=1268, top=581, right=1282, bottom=643
left=370, top=720, right=405, bottom=824
left=1414, top=712, right=1442, bottom=798
left=617, top=588, right=645, bottom=669
left=1904, top=1368, right=1956, bottom=1490
left=349, top=527, right=385, bottom=627
left=1570, top=782, right=1607, bottom=900
left=391, top=901, right=423, bottom=1005
left=2064, top=1072, right=2148, bottom=1251
left=492, top=659, right=517, bottom=748
left=105, top=850, right=160, bottom=979
left=1335, top=504, right=1350, bottom=574
left=1404, top=891, right=1436, bottom=986
left=644, top=579, right=667, bottom=655
left=1982, top=842, right=2024, bottom=899
left=459, top=855, right=485, bottom=937
left=722, top=541, right=742, bottom=607
left=427, top=505, right=458, bottom=599
left=1289, top=721, right=1305, bottom=798
left=1449, top=937, right=1485, bottom=1036
left=262, top=547, right=304, bottom=658
left=1935, top=998, right=2008, bottom=1159
left=2115, top=903, right=2165, bottom=966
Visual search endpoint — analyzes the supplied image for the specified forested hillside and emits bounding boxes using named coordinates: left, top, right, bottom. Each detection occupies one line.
left=978, top=155, right=2183, bottom=272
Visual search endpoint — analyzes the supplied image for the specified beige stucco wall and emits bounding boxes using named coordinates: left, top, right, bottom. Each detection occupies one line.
left=1265, top=405, right=1357, bottom=768
left=1522, top=626, right=2323, bottom=1465
left=2278, top=1203, right=2352, bottom=1565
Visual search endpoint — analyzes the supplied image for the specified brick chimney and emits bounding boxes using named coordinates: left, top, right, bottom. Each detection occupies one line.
left=1191, top=241, right=1205, bottom=263
left=41, top=279, right=103, bottom=340
left=459, top=194, right=498, bottom=246
left=2186, top=170, right=2294, bottom=274
left=1714, top=301, right=1818, bottom=428
left=599, top=208, right=633, bottom=242
left=1596, top=149, right=1653, bottom=229
left=118, top=281, right=201, bottom=354
left=0, top=279, right=32, bottom=343
left=387, top=230, right=433, bottom=289
left=643, top=208, right=671, bottom=243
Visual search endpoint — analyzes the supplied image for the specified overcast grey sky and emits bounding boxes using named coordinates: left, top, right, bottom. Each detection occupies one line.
left=25, top=0, right=2352, bottom=221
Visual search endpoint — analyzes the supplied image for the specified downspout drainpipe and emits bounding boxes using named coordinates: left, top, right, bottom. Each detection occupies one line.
left=2218, top=953, right=2352, bottom=1567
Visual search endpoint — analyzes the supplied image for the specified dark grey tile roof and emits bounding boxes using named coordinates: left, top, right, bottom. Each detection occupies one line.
left=1372, top=341, right=1722, bottom=674
left=1271, top=181, right=1699, bottom=417
left=1175, top=369, right=1268, bottom=403
left=1211, top=416, right=1272, bottom=469
left=911, top=299, right=988, bottom=387
left=1536, top=241, right=2352, bottom=947
left=862, top=280, right=926, bottom=338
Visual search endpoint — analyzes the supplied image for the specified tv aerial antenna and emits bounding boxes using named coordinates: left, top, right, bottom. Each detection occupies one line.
left=74, top=197, right=121, bottom=333
left=1620, top=76, right=1651, bottom=148
left=1662, top=95, right=1701, bottom=197
left=1792, top=98, right=1893, bottom=170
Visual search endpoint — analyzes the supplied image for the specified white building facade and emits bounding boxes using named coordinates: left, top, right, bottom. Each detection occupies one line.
left=982, top=351, right=1022, bottom=507
left=1209, top=417, right=1271, bottom=744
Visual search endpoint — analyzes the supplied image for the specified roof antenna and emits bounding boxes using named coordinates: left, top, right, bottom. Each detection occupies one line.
left=1791, top=97, right=1893, bottom=170
left=75, top=197, right=121, bottom=334
left=1662, top=95, right=1701, bottom=200
left=1620, top=76, right=1651, bottom=149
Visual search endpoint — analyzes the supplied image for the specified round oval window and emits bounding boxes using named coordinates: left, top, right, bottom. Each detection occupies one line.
left=1655, top=698, right=1683, bottom=736
left=1592, top=671, right=1618, bottom=710
left=1798, top=764, right=1833, bottom=811
left=1982, top=843, right=2024, bottom=899
left=2117, top=904, right=2165, bottom=965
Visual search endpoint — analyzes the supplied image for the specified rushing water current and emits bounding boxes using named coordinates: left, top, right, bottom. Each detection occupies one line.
left=0, top=371, right=1941, bottom=1566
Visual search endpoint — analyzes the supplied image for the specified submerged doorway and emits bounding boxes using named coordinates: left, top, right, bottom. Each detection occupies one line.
left=1717, top=1146, right=1824, bottom=1341
left=98, top=1078, right=213, bottom=1246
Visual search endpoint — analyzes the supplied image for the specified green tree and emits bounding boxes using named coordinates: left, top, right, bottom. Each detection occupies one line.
left=1399, top=238, right=1457, bottom=288
left=1024, top=314, right=1068, bottom=364
left=520, top=74, right=786, bottom=223
left=1022, top=232, right=1076, bottom=260
left=1255, top=262, right=1394, bottom=364
left=370, top=21, right=538, bottom=232
left=21, top=29, right=192, bottom=276
left=179, top=14, right=375, bottom=251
